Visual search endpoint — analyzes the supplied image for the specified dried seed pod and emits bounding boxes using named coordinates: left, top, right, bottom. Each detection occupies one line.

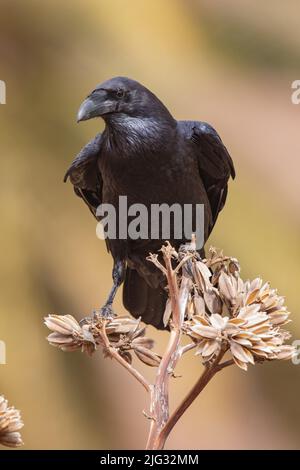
left=193, top=261, right=212, bottom=292
left=193, top=293, right=206, bottom=316
left=132, top=337, right=155, bottom=350
left=133, top=346, right=161, bottom=367
left=119, top=350, right=133, bottom=364
left=203, top=289, right=223, bottom=315
left=228, top=259, right=240, bottom=276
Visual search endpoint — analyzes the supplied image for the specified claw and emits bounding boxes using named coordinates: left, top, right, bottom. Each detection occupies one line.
left=92, top=304, right=116, bottom=321
left=79, top=316, right=92, bottom=326
left=79, top=304, right=116, bottom=327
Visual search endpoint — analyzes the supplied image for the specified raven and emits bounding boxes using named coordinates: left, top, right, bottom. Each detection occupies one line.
left=64, top=77, right=235, bottom=329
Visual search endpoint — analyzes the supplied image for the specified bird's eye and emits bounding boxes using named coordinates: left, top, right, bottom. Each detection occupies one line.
left=116, top=88, right=125, bottom=98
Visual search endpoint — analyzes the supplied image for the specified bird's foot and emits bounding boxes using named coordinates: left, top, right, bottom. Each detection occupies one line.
left=178, top=242, right=201, bottom=259
left=79, top=305, right=116, bottom=327
left=79, top=315, right=93, bottom=327
left=92, top=304, right=116, bottom=322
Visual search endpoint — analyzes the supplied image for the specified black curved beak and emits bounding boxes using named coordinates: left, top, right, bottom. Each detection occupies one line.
left=77, top=88, right=115, bottom=123
left=77, top=97, right=99, bottom=123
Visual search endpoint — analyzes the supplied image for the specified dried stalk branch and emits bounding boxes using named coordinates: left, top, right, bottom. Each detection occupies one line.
left=179, top=342, right=197, bottom=355
left=146, top=242, right=195, bottom=450
left=216, top=359, right=235, bottom=371
left=156, top=349, right=227, bottom=449
left=146, top=274, right=192, bottom=449
left=99, top=322, right=151, bottom=393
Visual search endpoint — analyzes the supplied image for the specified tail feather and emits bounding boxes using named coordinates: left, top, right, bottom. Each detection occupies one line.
left=123, top=267, right=167, bottom=330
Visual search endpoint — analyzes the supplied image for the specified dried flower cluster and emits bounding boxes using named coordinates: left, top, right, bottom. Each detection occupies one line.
left=45, top=314, right=161, bottom=367
left=0, top=396, right=23, bottom=447
left=45, top=314, right=96, bottom=355
left=185, top=248, right=295, bottom=370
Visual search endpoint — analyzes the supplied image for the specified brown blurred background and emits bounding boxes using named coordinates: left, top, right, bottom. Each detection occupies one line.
left=0, top=0, right=299, bottom=449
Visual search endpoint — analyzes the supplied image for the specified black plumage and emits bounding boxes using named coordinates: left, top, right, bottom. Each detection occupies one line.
left=65, top=77, right=235, bottom=329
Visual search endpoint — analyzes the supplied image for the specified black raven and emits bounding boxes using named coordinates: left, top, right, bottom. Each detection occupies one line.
left=64, top=77, right=235, bottom=329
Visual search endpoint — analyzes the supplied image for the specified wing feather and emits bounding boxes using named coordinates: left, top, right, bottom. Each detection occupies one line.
left=180, top=120, right=235, bottom=233
left=64, top=133, right=103, bottom=218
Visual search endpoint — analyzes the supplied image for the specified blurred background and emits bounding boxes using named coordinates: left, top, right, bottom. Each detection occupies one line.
left=0, top=0, right=299, bottom=450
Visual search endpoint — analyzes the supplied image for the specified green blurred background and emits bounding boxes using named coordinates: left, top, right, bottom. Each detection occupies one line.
left=0, top=0, right=299, bottom=449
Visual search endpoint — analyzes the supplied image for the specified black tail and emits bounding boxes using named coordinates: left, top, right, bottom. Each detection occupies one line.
left=123, top=267, right=167, bottom=330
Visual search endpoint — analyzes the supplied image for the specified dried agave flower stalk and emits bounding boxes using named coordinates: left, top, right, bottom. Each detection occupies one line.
left=45, top=239, right=296, bottom=450
left=0, top=396, right=23, bottom=447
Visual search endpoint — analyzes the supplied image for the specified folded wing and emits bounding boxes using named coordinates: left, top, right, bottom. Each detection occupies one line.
left=64, top=133, right=103, bottom=218
left=179, top=120, right=235, bottom=234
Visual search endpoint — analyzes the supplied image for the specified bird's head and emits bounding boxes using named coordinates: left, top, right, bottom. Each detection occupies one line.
left=77, top=76, right=174, bottom=124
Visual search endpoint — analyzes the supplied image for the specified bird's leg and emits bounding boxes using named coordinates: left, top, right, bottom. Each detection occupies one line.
left=93, top=259, right=126, bottom=320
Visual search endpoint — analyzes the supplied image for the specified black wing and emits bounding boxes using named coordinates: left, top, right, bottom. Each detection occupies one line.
left=180, top=120, right=235, bottom=233
left=64, top=133, right=103, bottom=218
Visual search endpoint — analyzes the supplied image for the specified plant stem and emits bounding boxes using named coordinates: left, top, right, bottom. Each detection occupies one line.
left=216, top=359, right=234, bottom=371
left=145, top=240, right=235, bottom=450
left=100, top=324, right=151, bottom=393
left=154, top=350, right=230, bottom=449
left=146, top=272, right=192, bottom=449
left=157, top=365, right=216, bottom=448
left=180, top=342, right=196, bottom=355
